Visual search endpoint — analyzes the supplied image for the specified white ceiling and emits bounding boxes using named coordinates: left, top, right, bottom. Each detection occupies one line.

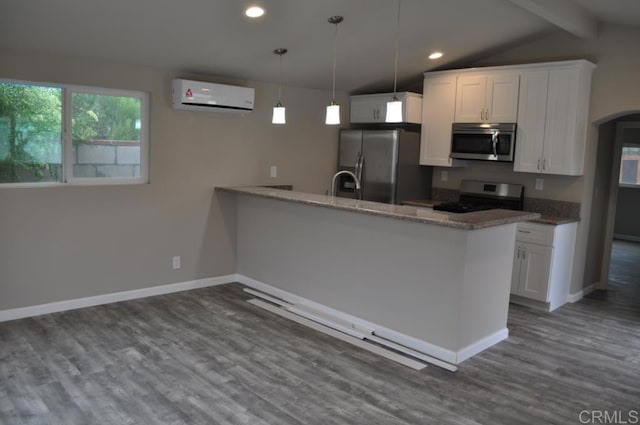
left=0, top=0, right=638, bottom=93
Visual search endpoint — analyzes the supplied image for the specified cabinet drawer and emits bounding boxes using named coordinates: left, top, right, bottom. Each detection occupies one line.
left=516, top=222, right=554, bottom=245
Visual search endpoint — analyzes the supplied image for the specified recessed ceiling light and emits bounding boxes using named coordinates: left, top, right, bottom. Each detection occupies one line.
left=245, top=6, right=265, bottom=18
left=429, top=51, right=443, bottom=60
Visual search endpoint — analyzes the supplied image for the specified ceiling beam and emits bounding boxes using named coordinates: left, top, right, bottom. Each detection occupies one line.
left=507, top=0, right=599, bottom=38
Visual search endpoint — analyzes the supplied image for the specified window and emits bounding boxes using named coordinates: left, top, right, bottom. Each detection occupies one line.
left=619, top=145, right=640, bottom=187
left=0, top=80, right=148, bottom=185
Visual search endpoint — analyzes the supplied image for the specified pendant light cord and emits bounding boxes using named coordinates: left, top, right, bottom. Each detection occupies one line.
left=331, top=21, right=338, bottom=103
left=278, top=53, right=283, bottom=103
left=392, top=0, right=401, bottom=97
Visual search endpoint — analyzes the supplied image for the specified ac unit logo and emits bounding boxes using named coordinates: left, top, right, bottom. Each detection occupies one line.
left=185, top=88, right=193, bottom=97
left=579, top=410, right=639, bottom=424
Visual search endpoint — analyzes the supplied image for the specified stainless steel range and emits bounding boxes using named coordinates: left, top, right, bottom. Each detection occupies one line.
left=433, top=180, right=524, bottom=213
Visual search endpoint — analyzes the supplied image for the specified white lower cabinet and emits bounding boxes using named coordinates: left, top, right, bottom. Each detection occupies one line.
left=510, top=221, right=577, bottom=312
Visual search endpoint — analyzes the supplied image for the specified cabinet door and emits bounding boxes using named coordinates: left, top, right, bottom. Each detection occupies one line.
left=542, top=67, right=579, bottom=175
left=486, top=73, right=520, bottom=122
left=455, top=75, right=486, bottom=122
left=420, top=75, right=460, bottom=166
left=511, top=243, right=523, bottom=294
left=350, top=96, right=386, bottom=123
left=518, top=243, right=552, bottom=302
left=514, top=70, right=548, bottom=173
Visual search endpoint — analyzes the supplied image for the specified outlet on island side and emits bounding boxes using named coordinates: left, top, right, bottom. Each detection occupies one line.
left=441, top=170, right=448, bottom=182
left=270, top=165, right=277, bottom=178
left=172, top=256, right=181, bottom=270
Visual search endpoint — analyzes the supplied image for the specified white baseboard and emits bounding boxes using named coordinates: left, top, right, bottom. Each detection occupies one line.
left=567, top=283, right=596, bottom=303
left=236, top=274, right=507, bottom=366
left=613, top=234, right=640, bottom=243
left=456, top=328, right=509, bottom=364
left=0, top=275, right=236, bottom=323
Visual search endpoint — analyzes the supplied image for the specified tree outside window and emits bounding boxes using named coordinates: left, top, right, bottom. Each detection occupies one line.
left=0, top=81, right=147, bottom=185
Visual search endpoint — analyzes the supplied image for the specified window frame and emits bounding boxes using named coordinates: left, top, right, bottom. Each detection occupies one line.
left=618, top=143, right=640, bottom=189
left=0, top=78, right=149, bottom=187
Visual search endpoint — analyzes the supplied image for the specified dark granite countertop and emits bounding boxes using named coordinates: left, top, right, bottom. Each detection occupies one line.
left=403, top=199, right=580, bottom=226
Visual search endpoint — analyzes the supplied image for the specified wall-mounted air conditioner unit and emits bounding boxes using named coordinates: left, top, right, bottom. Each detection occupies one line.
left=172, top=79, right=255, bottom=113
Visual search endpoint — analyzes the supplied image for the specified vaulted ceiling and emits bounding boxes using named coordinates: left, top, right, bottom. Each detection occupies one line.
left=1, top=0, right=639, bottom=93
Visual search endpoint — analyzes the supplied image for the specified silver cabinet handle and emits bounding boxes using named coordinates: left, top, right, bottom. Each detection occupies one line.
left=518, top=230, right=531, bottom=234
left=522, top=248, right=526, bottom=260
left=537, top=158, right=541, bottom=170
left=543, top=158, right=547, bottom=170
left=517, top=246, right=521, bottom=259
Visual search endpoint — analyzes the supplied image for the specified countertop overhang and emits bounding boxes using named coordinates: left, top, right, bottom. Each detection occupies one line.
left=216, top=186, right=540, bottom=230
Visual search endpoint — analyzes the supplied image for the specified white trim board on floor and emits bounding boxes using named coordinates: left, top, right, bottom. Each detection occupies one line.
left=247, top=298, right=429, bottom=371
left=0, top=275, right=236, bottom=323
left=235, top=274, right=506, bottom=367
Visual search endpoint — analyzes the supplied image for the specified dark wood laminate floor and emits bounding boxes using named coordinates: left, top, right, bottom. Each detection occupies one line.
left=1, top=278, right=639, bottom=425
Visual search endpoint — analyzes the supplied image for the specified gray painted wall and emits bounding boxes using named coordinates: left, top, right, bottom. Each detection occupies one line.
left=614, top=187, right=640, bottom=238
left=0, top=46, right=346, bottom=310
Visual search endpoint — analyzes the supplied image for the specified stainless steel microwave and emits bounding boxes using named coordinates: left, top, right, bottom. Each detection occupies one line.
left=450, top=123, right=516, bottom=162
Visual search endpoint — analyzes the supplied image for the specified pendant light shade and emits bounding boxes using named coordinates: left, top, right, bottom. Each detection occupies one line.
left=272, top=103, right=286, bottom=124
left=272, top=48, right=287, bottom=125
left=326, top=103, right=341, bottom=125
left=326, top=16, right=343, bottom=125
left=385, top=0, right=403, bottom=123
left=386, top=97, right=403, bottom=123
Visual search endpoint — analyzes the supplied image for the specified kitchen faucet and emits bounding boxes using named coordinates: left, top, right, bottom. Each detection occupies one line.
left=331, top=170, right=361, bottom=199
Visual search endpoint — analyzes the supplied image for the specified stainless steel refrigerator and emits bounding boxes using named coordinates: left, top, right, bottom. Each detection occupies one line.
left=336, top=128, right=431, bottom=204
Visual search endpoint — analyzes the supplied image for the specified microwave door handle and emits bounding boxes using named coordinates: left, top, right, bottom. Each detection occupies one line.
left=492, top=131, right=500, bottom=158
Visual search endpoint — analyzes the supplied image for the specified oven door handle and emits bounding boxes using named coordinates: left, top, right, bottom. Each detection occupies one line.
left=491, top=131, right=500, bottom=158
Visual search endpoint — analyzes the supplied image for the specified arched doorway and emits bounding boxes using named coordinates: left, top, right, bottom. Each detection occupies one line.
left=594, top=114, right=640, bottom=300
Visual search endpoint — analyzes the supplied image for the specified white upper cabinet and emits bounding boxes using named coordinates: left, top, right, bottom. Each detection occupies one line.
left=454, top=72, right=520, bottom=123
left=420, top=75, right=466, bottom=167
left=514, top=61, right=594, bottom=175
left=420, top=60, right=594, bottom=174
left=349, top=92, right=422, bottom=124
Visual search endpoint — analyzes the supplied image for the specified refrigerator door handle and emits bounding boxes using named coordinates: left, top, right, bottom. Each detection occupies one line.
left=355, top=153, right=364, bottom=183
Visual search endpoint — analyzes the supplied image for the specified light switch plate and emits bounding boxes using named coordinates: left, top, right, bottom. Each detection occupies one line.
left=441, top=170, right=448, bottom=182
left=270, top=166, right=277, bottom=178
left=535, top=178, right=544, bottom=191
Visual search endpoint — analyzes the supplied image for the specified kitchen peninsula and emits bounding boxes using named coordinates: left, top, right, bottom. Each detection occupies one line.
left=217, top=186, right=539, bottom=370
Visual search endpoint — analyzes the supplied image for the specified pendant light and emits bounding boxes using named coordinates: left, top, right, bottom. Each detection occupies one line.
left=386, top=0, right=403, bottom=123
left=272, top=48, right=287, bottom=125
left=326, top=16, right=343, bottom=125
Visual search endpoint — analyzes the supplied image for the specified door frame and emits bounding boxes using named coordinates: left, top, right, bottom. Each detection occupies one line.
left=599, top=121, right=640, bottom=289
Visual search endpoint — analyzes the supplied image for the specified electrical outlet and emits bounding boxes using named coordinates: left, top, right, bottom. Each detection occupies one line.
left=270, top=166, right=277, bottom=178
left=441, top=170, right=448, bottom=182
left=172, top=256, right=181, bottom=270
left=535, top=178, right=544, bottom=191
